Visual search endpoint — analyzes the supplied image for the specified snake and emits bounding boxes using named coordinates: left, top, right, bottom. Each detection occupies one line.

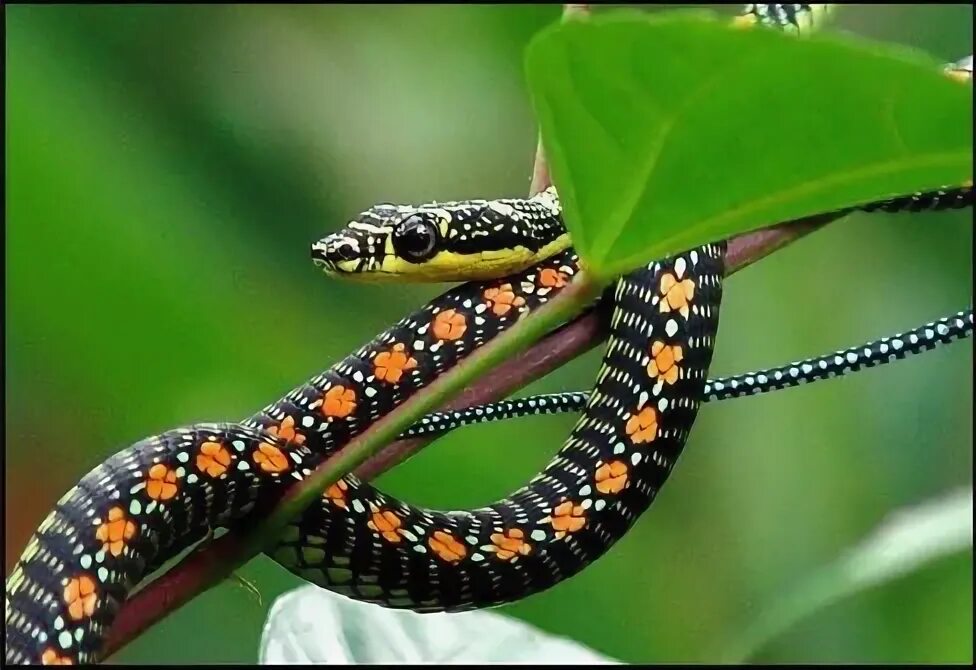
left=5, top=5, right=972, bottom=665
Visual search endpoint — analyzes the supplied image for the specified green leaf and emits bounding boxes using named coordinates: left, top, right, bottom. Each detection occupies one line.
left=260, top=585, right=618, bottom=664
left=525, top=12, right=973, bottom=281
left=722, top=487, right=973, bottom=663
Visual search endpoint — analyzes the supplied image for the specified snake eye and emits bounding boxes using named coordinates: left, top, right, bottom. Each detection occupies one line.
left=393, top=215, right=438, bottom=262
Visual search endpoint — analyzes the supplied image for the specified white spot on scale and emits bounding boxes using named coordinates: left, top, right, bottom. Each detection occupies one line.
left=59, top=631, right=73, bottom=649
left=531, top=529, right=547, bottom=542
left=665, top=319, right=678, bottom=337
left=637, top=391, right=648, bottom=409
left=129, top=500, right=142, bottom=516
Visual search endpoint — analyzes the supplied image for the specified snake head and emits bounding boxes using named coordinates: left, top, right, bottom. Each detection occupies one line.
left=311, top=187, right=568, bottom=283
left=311, top=203, right=447, bottom=280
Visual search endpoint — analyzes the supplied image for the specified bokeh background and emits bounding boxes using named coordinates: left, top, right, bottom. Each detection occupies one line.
left=5, top=4, right=972, bottom=664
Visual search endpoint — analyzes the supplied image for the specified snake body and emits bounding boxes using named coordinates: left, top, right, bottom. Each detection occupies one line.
left=5, top=6, right=972, bottom=665
left=4, top=204, right=724, bottom=664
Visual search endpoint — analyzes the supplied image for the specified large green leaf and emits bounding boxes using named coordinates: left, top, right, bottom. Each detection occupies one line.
left=525, top=12, right=972, bottom=280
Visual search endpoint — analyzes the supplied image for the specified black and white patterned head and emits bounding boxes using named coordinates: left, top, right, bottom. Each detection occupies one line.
left=311, top=187, right=568, bottom=282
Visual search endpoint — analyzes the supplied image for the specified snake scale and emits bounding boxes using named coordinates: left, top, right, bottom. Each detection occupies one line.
left=5, top=5, right=972, bottom=665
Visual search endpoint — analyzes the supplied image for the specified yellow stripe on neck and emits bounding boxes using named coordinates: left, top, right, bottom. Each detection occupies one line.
left=355, top=233, right=572, bottom=283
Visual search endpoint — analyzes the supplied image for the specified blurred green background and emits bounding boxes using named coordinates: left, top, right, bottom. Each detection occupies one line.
left=5, top=4, right=972, bottom=664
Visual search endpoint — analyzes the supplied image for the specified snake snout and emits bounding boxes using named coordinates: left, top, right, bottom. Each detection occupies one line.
left=311, top=234, right=361, bottom=274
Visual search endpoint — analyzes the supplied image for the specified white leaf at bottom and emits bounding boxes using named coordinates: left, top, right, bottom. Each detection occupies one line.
left=260, top=584, right=618, bottom=664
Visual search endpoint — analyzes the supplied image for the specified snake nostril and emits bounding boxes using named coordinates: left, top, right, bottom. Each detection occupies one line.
left=332, top=243, right=358, bottom=262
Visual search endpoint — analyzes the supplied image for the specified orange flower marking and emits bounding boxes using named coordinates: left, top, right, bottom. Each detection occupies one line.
left=431, top=309, right=467, bottom=341
left=323, top=479, right=349, bottom=509
left=483, top=283, right=527, bottom=316
left=373, top=343, right=418, bottom=383
left=253, top=442, right=289, bottom=473
left=538, top=268, right=568, bottom=289
left=146, top=464, right=178, bottom=501
left=266, top=415, right=306, bottom=447
left=489, top=528, right=532, bottom=561
left=595, top=461, right=629, bottom=495
left=63, top=574, right=97, bottom=621
left=550, top=500, right=586, bottom=539
left=659, top=272, right=696, bottom=319
left=429, top=530, right=467, bottom=563
left=625, top=407, right=658, bottom=444
left=322, top=385, right=357, bottom=419
left=41, top=649, right=74, bottom=665
left=95, top=506, right=137, bottom=557
left=367, top=508, right=403, bottom=543
left=647, top=341, right=683, bottom=385
left=195, top=440, right=232, bottom=477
